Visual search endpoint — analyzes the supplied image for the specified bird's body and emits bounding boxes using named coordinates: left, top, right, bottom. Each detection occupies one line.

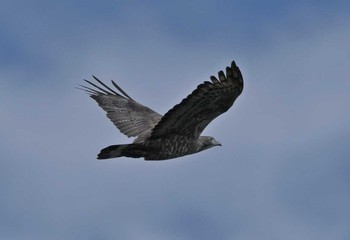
left=79, top=61, right=243, bottom=160
left=98, top=135, right=221, bottom=160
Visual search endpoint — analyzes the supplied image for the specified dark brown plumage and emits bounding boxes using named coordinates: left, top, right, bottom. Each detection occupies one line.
left=79, top=61, right=243, bottom=160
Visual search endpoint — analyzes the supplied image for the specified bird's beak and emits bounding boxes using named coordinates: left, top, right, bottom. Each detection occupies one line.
left=215, top=141, right=222, bottom=147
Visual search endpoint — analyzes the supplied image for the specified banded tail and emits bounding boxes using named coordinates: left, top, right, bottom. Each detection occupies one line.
left=97, top=144, right=145, bottom=159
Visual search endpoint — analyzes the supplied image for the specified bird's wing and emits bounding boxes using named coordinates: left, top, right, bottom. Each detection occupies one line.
left=79, top=76, right=162, bottom=138
left=150, top=61, right=243, bottom=139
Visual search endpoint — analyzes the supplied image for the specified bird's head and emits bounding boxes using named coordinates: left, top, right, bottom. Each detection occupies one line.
left=197, top=136, right=222, bottom=152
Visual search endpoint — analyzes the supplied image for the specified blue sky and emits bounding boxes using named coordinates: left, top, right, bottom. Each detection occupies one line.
left=1, top=0, right=350, bottom=239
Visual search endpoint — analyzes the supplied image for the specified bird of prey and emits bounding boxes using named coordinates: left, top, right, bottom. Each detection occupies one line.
left=79, top=61, right=243, bottom=160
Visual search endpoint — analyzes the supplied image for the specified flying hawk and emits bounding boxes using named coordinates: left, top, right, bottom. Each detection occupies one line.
left=80, top=61, right=243, bottom=160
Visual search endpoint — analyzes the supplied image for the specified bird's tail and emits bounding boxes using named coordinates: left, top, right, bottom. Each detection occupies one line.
left=97, top=144, right=145, bottom=160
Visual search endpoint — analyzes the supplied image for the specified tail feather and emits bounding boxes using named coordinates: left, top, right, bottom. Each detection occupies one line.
left=97, top=144, right=144, bottom=159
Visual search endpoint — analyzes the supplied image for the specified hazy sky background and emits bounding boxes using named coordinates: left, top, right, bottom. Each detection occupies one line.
left=1, top=1, right=350, bottom=239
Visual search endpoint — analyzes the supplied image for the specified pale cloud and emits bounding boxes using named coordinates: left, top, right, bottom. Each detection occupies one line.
left=1, top=1, right=350, bottom=239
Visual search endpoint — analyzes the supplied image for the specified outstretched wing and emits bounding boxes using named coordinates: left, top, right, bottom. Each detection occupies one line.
left=150, top=61, right=243, bottom=139
left=79, top=76, right=162, bottom=138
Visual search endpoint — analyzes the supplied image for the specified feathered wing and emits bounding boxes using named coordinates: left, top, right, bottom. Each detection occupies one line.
left=79, top=76, right=162, bottom=138
left=150, top=61, right=243, bottom=139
